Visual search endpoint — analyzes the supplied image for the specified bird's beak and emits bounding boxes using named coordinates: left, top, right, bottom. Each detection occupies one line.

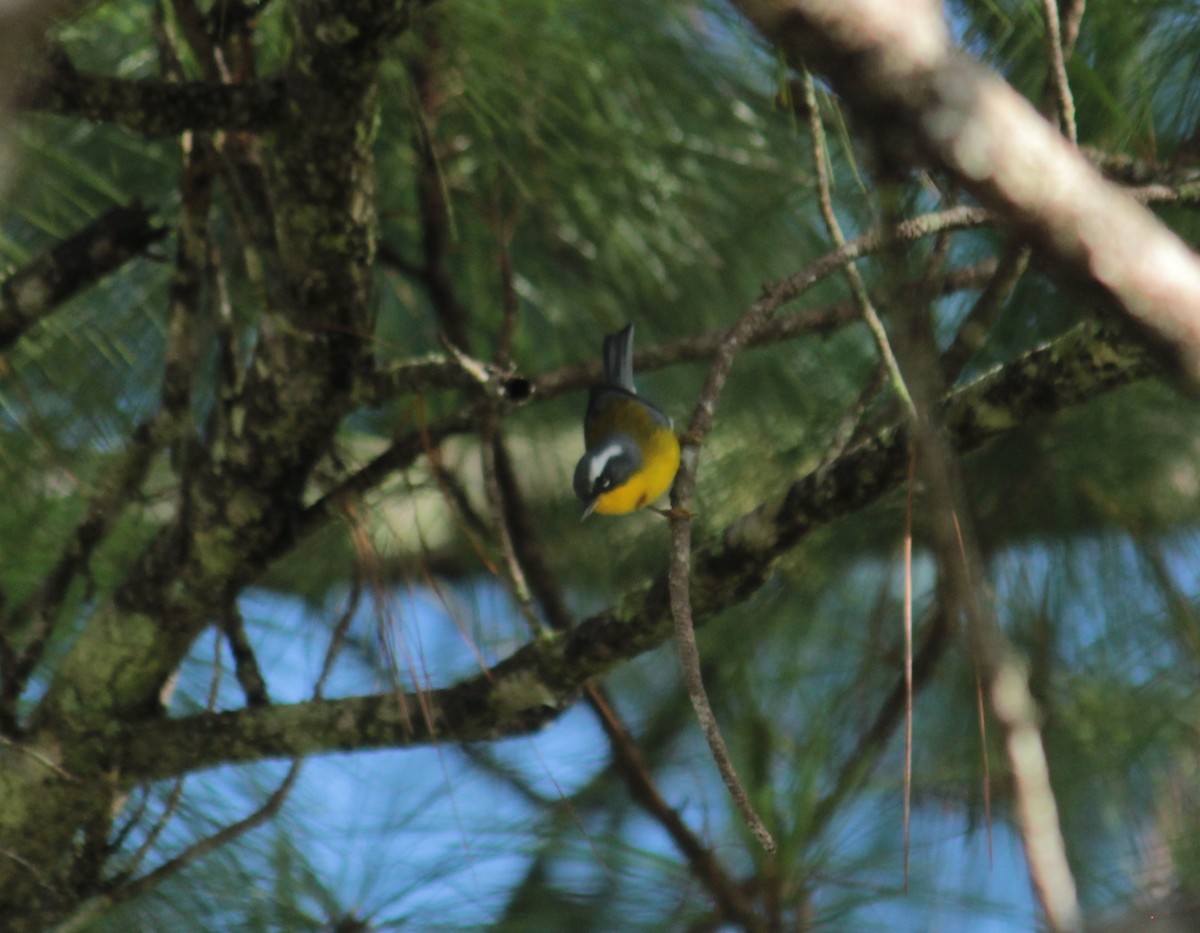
left=580, top=498, right=598, bottom=521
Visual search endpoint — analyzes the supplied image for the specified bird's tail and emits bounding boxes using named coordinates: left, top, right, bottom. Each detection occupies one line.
left=602, top=323, right=636, bottom=393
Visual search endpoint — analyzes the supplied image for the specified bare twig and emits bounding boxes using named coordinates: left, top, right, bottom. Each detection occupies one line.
left=802, top=68, right=912, bottom=411
left=667, top=516, right=775, bottom=853
left=586, top=685, right=765, bottom=930
left=0, top=735, right=80, bottom=784
left=940, top=240, right=1030, bottom=383
left=821, top=360, right=890, bottom=463
left=359, top=258, right=997, bottom=408
left=314, top=569, right=363, bottom=702
left=481, top=426, right=543, bottom=637
left=53, top=761, right=303, bottom=933
left=1040, top=0, right=1077, bottom=143
left=666, top=256, right=814, bottom=853
left=974, top=669, right=993, bottom=866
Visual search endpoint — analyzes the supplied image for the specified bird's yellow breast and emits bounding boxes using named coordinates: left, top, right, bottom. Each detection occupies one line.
left=592, top=423, right=681, bottom=515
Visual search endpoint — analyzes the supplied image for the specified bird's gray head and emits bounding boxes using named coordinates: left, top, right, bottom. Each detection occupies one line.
left=573, top=434, right=641, bottom=518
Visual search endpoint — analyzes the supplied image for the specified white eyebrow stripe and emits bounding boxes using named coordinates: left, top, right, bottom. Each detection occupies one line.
left=588, top=442, right=624, bottom=485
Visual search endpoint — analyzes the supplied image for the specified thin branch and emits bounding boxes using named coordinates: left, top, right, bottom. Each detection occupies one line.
left=0, top=201, right=166, bottom=351
left=586, top=685, right=765, bottom=931
left=480, top=426, right=543, bottom=637
left=663, top=202, right=830, bottom=852
left=490, top=438, right=575, bottom=634
left=802, top=68, right=912, bottom=410
left=1040, top=0, right=1077, bottom=144
left=902, top=450, right=915, bottom=889
left=821, top=360, right=889, bottom=462
left=313, top=565, right=363, bottom=702
left=222, top=602, right=270, bottom=708
left=667, top=512, right=776, bottom=852
left=291, top=402, right=489, bottom=555
left=53, top=762, right=303, bottom=933
left=0, top=735, right=81, bottom=784
left=488, top=416, right=760, bottom=922
left=357, top=259, right=997, bottom=409
left=974, top=669, right=993, bottom=866
left=0, top=420, right=162, bottom=722
left=940, top=240, right=1030, bottom=383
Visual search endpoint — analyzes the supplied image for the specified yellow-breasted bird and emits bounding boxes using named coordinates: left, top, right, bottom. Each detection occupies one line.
left=573, top=324, right=681, bottom=518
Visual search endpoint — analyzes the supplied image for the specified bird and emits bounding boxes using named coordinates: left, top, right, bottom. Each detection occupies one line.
left=573, top=323, right=681, bottom=518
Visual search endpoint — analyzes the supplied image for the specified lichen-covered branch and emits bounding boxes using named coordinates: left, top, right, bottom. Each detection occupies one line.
left=118, top=321, right=1155, bottom=782
left=21, top=55, right=286, bottom=136
left=0, top=3, right=422, bottom=928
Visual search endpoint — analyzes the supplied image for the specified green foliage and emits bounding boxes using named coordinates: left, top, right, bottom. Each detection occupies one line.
left=4, top=0, right=1200, bottom=930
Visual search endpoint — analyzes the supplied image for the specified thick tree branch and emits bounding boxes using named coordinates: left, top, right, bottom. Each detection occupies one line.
left=20, top=59, right=286, bottom=136
left=0, top=202, right=166, bottom=351
left=1, top=4, right=422, bottom=927
left=118, top=321, right=1155, bottom=782
left=729, top=0, right=1200, bottom=389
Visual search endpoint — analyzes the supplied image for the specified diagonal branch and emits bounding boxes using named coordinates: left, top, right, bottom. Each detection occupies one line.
left=0, top=202, right=166, bottom=351
left=729, top=0, right=1200, bottom=389
left=52, top=761, right=303, bottom=933
left=117, top=321, right=1156, bottom=783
